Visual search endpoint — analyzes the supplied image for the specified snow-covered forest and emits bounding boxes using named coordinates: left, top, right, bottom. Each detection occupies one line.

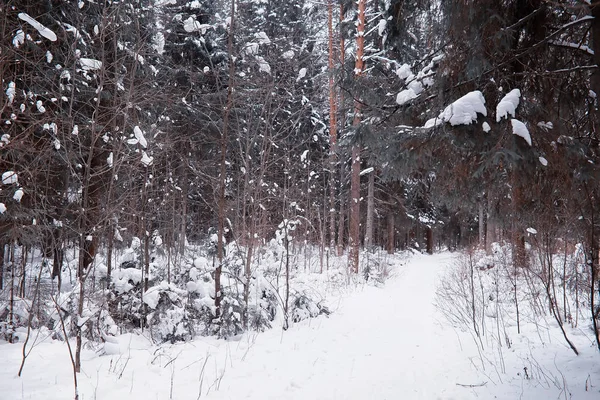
left=1, top=0, right=600, bottom=398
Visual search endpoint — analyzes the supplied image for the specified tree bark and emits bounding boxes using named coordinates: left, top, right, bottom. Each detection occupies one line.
left=589, top=0, right=600, bottom=352
left=478, top=196, right=485, bottom=248
left=364, top=170, right=374, bottom=248
left=426, top=226, right=433, bottom=255
left=387, top=212, right=395, bottom=254
left=348, top=0, right=366, bottom=274
left=328, top=0, right=338, bottom=253
left=216, top=0, right=237, bottom=319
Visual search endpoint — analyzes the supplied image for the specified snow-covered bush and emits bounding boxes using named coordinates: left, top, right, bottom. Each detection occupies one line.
left=145, top=282, right=193, bottom=343
left=291, top=293, right=329, bottom=323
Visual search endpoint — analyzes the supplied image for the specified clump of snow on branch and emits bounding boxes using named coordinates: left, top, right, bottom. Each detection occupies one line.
left=539, top=156, right=548, bottom=166
left=134, top=126, right=148, bottom=148
left=13, top=188, right=24, bottom=202
left=496, top=89, right=521, bottom=122
left=183, top=17, right=211, bottom=34
left=0, top=203, right=6, bottom=214
left=79, top=58, right=103, bottom=71
left=511, top=119, right=531, bottom=146
left=424, top=91, right=487, bottom=128
left=6, top=82, right=15, bottom=104
left=18, top=13, right=57, bottom=42
left=254, top=31, right=270, bottom=45
left=395, top=56, right=440, bottom=106
left=13, top=30, right=25, bottom=47
left=297, top=68, right=307, bottom=82
left=2, top=171, right=18, bottom=185
left=141, top=151, right=153, bottom=167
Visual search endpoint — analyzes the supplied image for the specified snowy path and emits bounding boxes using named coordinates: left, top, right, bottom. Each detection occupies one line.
left=1, top=253, right=485, bottom=400
left=205, top=252, right=481, bottom=400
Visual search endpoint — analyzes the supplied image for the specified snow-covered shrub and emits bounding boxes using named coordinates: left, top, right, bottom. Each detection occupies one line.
left=145, top=282, right=193, bottom=343
left=213, top=293, right=243, bottom=339
left=291, top=293, right=329, bottom=323
left=248, top=280, right=279, bottom=331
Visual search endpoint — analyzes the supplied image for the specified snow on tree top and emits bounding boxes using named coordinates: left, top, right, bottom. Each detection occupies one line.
left=511, top=119, right=531, bottom=146
left=18, top=13, right=57, bottom=42
left=496, top=89, right=521, bottom=122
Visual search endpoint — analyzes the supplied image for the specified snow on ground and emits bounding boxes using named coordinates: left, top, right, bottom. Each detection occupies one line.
left=1, top=252, right=598, bottom=399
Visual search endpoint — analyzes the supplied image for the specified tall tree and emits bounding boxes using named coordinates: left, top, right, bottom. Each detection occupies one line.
left=348, top=0, right=367, bottom=274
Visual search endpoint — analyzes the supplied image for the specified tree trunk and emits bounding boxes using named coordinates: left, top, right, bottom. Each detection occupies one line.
left=589, top=0, right=600, bottom=352
left=0, top=242, right=4, bottom=290
left=364, top=170, right=375, bottom=248
left=179, top=167, right=188, bottom=255
left=216, top=0, right=237, bottom=319
left=348, top=0, right=366, bottom=274
left=337, top=192, right=345, bottom=256
left=426, top=226, right=433, bottom=255
left=387, top=212, right=395, bottom=254
left=478, top=196, right=485, bottom=248
left=328, top=0, right=338, bottom=253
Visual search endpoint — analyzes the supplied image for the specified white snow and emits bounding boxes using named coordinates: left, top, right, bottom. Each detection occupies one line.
left=496, top=88, right=521, bottom=122
left=254, top=31, right=271, bottom=45
left=107, top=152, right=114, bottom=167
left=395, top=64, right=412, bottom=80
left=537, top=121, right=553, bottom=131
left=133, top=126, right=147, bottom=148
left=153, top=32, right=165, bottom=55
left=0, top=252, right=598, bottom=400
left=511, top=119, right=532, bottom=146
left=13, top=188, right=24, bottom=202
left=2, top=171, right=18, bottom=185
left=36, top=100, right=46, bottom=113
left=360, top=167, right=374, bottom=176
left=526, top=227, right=538, bottom=234
left=425, top=91, right=487, bottom=128
left=6, top=82, right=15, bottom=104
left=46, top=51, right=53, bottom=63
left=396, top=88, right=419, bottom=105
left=0, top=203, right=5, bottom=214
left=143, top=286, right=161, bottom=309
left=13, top=30, right=25, bottom=47
left=18, top=13, right=57, bottom=42
left=378, top=19, right=387, bottom=36
left=297, top=68, right=307, bottom=82
left=539, top=156, right=548, bottom=166
left=300, top=149, right=309, bottom=162
left=183, top=17, right=211, bottom=34
left=79, top=58, right=103, bottom=71
left=257, top=56, right=271, bottom=74
left=141, top=151, right=153, bottom=167
left=482, top=121, right=491, bottom=132
left=244, top=42, right=259, bottom=55
left=282, top=50, right=295, bottom=60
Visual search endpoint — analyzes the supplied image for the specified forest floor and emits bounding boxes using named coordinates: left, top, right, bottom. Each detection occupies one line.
left=1, top=252, right=599, bottom=399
